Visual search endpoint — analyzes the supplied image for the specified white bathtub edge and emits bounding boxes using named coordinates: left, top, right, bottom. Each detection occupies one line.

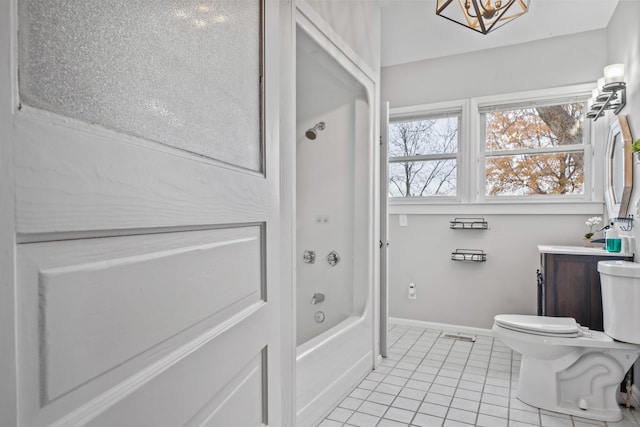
left=297, top=315, right=363, bottom=360
left=389, top=317, right=494, bottom=337
left=298, top=350, right=372, bottom=427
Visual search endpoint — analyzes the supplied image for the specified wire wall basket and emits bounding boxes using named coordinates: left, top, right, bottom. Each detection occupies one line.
left=449, top=218, right=489, bottom=230
left=451, top=249, right=487, bottom=263
left=614, top=214, right=634, bottom=232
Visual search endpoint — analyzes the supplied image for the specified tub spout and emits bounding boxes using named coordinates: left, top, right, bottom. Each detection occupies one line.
left=311, top=293, right=325, bottom=304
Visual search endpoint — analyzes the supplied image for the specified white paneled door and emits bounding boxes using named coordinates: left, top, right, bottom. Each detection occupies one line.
left=1, top=1, right=284, bottom=426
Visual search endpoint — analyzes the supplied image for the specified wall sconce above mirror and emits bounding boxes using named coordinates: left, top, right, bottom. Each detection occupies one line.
left=586, top=64, right=626, bottom=121
left=605, top=115, right=633, bottom=219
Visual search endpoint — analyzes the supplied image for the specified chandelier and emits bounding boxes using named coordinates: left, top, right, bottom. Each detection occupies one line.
left=436, top=0, right=530, bottom=35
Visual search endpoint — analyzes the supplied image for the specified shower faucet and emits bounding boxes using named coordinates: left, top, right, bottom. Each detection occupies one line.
left=311, top=293, right=325, bottom=304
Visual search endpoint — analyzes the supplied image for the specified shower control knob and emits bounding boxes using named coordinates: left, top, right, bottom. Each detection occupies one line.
left=327, top=250, right=340, bottom=266
left=314, top=311, right=325, bottom=323
left=303, top=250, right=316, bottom=264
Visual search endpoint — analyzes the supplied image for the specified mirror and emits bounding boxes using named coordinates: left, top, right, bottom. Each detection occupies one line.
left=605, top=115, right=633, bottom=219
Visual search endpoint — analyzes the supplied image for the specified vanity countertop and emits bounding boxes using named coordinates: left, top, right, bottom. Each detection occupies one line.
left=538, top=245, right=633, bottom=257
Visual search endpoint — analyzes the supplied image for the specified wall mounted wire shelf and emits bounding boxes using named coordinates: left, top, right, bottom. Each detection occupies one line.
left=451, top=249, right=487, bottom=263
left=613, top=214, right=634, bottom=232
left=449, top=218, right=489, bottom=230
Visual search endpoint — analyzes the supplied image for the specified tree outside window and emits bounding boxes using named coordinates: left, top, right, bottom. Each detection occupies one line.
left=484, top=103, right=586, bottom=197
left=388, top=116, right=458, bottom=197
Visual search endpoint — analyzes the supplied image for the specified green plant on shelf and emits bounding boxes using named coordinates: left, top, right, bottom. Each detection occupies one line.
left=632, top=138, right=640, bottom=153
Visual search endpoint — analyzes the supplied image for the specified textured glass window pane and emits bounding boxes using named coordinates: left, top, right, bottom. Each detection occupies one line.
left=389, top=117, right=458, bottom=157
left=19, top=0, right=262, bottom=171
left=486, top=153, right=584, bottom=196
left=389, top=160, right=456, bottom=197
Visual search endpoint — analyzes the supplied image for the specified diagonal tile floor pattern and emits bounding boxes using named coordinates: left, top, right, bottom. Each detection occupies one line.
left=319, top=323, right=640, bottom=427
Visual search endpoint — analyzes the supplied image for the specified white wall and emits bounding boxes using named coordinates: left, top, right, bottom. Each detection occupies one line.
left=605, top=1, right=640, bottom=307
left=307, top=0, right=381, bottom=73
left=606, top=0, right=640, bottom=384
left=389, top=213, right=595, bottom=329
left=381, top=30, right=612, bottom=329
left=608, top=4, right=640, bottom=266
left=382, top=29, right=608, bottom=106
left=608, top=1, right=640, bottom=153
left=606, top=0, right=640, bottom=255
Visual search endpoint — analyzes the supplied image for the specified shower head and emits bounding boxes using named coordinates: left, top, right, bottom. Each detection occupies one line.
left=305, top=121, right=325, bottom=140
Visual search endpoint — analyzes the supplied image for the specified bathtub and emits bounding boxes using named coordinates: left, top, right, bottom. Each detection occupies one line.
left=296, top=314, right=373, bottom=426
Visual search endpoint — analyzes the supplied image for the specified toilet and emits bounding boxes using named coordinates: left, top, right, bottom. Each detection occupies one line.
left=492, top=260, right=640, bottom=422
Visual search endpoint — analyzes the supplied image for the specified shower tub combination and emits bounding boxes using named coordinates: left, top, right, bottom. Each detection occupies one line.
left=295, top=12, right=378, bottom=427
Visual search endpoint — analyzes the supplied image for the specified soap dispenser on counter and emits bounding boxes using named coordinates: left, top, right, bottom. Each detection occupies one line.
left=605, top=223, right=622, bottom=253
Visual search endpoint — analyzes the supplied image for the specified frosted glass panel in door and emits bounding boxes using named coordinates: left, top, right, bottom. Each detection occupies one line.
left=18, top=0, right=262, bottom=171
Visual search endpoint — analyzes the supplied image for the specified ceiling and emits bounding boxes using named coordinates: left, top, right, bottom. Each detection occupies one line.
left=380, top=0, right=620, bottom=67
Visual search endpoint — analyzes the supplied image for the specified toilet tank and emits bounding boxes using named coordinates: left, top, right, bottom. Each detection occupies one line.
left=598, top=260, right=640, bottom=344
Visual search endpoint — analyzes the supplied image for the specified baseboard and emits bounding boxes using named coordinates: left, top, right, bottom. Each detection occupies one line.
left=388, top=317, right=494, bottom=337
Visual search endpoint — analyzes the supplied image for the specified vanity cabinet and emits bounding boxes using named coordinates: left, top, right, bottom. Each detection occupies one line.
left=538, top=247, right=633, bottom=331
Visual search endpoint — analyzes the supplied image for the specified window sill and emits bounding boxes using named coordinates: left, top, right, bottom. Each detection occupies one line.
left=388, top=200, right=605, bottom=215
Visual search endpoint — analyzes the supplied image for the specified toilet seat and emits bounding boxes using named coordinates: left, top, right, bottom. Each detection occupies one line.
left=494, top=314, right=583, bottom=337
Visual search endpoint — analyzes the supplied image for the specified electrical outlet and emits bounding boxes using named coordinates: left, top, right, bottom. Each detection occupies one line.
left=408, top=283, right=416, bottom=300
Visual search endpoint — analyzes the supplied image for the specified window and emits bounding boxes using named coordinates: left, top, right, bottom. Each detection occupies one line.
left=387, top=85, right=597, bottom=212
left=388, top=114, right=459, bottom=198
left=481, top=101, right=589, bottom=198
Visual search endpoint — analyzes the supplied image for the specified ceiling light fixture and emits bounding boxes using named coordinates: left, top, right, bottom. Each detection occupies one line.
left=436, top=0, right=530, bottom=35
left=586, top=64, right=626, bottom=121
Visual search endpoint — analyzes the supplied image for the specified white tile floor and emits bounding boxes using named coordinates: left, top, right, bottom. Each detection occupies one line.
left=319, top=323, right=640, bottom=427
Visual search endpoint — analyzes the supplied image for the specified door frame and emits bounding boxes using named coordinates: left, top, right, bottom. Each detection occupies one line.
left=0, top=0, right=18, bottom=424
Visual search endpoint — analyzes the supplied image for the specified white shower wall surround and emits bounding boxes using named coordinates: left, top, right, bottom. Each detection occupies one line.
left=295, top=14, right=377, bottom=426
left=295, top=98, right=370, bottom=343
left=296, top=27, right=369, bottom=348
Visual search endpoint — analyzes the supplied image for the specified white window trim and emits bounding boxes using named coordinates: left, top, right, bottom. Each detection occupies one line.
left=388, top=84, right=605, bottom=215
left=473, top=83, right=594, bottom=204
left=389, top=99, right=468, bottom=203
left=388, top=200, right=605, bottom=215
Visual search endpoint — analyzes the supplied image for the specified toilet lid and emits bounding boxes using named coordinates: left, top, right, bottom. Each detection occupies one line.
left=494, top=315, right=582, bottom=337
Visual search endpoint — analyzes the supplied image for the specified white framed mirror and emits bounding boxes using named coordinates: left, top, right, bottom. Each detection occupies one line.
left=604, top=115, right=633, bottom=219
